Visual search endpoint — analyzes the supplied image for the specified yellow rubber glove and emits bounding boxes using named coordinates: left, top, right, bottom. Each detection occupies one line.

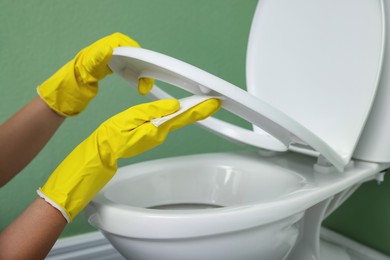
left=37, top=98, right=221, bottom=222
left=37, top=32, right=154, bottom=117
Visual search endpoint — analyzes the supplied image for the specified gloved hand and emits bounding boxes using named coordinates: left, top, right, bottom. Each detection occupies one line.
left=37, top=32, right=154, bottom=117
left=37, top=98, right=221, bottom=222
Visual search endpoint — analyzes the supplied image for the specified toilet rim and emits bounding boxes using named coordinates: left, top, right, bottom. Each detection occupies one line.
left=86, top=179, right=356, bottom=240
left=87, top=194, right=308, bottom=239
left=87, top=152, right=384, bottom=239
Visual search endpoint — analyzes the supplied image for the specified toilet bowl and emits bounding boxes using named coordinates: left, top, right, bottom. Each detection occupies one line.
left=86, top=0, right=390, bottom=259
left=87, top=152, right=388, bottom=260
left=88, top=153, right=306, bottom=260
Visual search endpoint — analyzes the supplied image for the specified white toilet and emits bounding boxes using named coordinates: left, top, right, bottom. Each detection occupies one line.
left=86, top=0, right=390, bottom=259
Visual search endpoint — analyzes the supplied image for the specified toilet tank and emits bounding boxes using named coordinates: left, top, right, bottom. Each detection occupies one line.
left=353, top=1, right=390, bottom=163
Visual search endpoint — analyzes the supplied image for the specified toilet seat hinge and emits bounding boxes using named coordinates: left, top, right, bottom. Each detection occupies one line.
left=313, top=155, right=338, bottom=174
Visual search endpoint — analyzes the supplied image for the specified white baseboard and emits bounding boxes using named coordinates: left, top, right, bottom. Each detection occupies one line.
left=320, top=227, right=390, bottom=260
left=47, top=229, right=389, bottom=260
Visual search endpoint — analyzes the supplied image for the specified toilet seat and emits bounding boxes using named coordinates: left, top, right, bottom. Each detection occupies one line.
left=109, top=0, right=384, bottom=172
left=246, top=0, right=385, bottom=165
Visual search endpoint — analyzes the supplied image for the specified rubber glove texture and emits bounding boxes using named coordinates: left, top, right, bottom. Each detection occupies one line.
left=37, top=32, right=154, bottom=117
left=38, top=98, right=221, bottom=222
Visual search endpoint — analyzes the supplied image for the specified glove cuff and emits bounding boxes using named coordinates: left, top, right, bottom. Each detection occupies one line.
left=38, top=132, right=117, bottom=222
left=37, top=189, right=71, bottom=223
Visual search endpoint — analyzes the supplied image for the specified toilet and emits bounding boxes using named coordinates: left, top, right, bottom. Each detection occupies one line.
left=85, top=0, right=390, bottom=259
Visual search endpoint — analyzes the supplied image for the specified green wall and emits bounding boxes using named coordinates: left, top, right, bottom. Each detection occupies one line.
left=0, top=0, right=389, bottom=256
left=0, top=0, right=257, bottom=238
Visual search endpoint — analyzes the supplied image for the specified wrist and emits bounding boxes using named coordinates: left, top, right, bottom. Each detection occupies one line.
left=37, top=189, right=71, bottom=223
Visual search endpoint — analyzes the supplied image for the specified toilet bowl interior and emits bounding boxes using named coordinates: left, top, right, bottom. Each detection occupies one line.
left=103, top=154, right=307, bottom=211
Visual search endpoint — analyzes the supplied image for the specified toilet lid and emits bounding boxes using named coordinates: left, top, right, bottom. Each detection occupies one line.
left=245, top=0, right=385, bottom=166
left=108, top=1, right=384, bottom=172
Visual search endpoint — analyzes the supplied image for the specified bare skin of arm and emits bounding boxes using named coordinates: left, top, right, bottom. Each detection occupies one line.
left=0, top=33, right=144, bottom=259
left=0, top=96, right=67, bottom=259
left=0, top=197, right=67, bottom=260
left=0, top=96, right=65, bottom=187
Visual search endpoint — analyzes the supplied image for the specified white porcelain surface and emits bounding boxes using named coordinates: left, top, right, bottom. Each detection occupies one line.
left=90, top=1, right=390, bottom=259
left=246, top=0, right=384, bottom=167
left=109, top=47, right=297, bottom=154
left=109, top=0, right=384, bottom=171
left=103, top=156, right=305, bottom=210
left=87, top=153, right=305, bottom=260
left=354, top=0, right=390, bottom=163
left=100, top=216, right=301, bottom=260
left=86, top=153, right=387, bottom=260
left=110, top=46, right=350, bottom=171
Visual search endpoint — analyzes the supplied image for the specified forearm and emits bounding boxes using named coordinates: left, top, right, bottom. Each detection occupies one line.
left=0, top=97, right=65, bottom=187
left=0, top=197, right=67, bottom=259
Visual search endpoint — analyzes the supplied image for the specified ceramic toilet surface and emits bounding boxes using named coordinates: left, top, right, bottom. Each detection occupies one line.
left=89, top=153, right=307, bottom=237
left=87, top=152, right=385, bottom=238
left=88, top=0, right=388, bottom=259
left=110, top=46, right=352, bottom=171
left=87, top=152, right=306, bottom=260
left=246, top=0, right=385, bottom=166
left=86, top=152, right=387, bottom=260
left=107, top=1, right=384, bottom=173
